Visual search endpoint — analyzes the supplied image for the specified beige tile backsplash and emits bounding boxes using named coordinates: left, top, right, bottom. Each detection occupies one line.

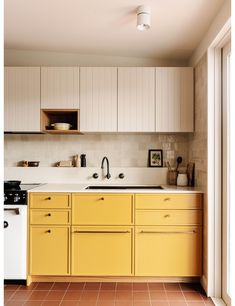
left=4, top=133, right=190, bottom=168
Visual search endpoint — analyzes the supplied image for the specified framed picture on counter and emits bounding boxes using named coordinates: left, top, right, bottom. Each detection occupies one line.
left=148, top=149, right=163, bottom=167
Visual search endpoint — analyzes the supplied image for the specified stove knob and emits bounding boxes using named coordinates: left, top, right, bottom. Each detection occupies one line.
left=14, top=195, right=21, bottom=203
left=4, top=196, right=8, bottom=202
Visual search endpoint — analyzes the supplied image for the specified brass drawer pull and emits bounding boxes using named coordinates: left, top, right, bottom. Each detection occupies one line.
left=46, top=213, right=51, bottom=217
left=73, top=230, right=130, bottom=234
left=164, top=197, right=170, bottom=201
left=164, top=214, right=170, bottom=218
left=100, top=197, right=104, bottom=201
left=46, top=230, right=51, bottom=233
left=45, top=197, right=51, bottom=200
left=139, top=230, right=197, bottom=234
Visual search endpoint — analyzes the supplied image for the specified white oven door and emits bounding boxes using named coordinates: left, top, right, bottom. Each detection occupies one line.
left=4, top=205, right=27, bottom=280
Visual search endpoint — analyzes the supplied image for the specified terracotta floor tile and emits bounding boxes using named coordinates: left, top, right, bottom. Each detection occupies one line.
left=168, top=302, right=187, bottom=306
left=84, top=282, right=101, bottom=290
left=24, top=301, right=43, bottom=306
left=183, top=292, right=203, bottom=301
left=148, top=283, right=165, bottom=291
left=150, top=291, right=167, bottom=301
left=115, top=291, right=133, bottom=300
left=80, top=291, right=99, bottom=301
left=5, top=301, right=25, bottom=306
left=68, top=283, right=85, bottom=290
left=133, top=301, right=151, bottom=306
left=45, top=290, right=66, bottom=300
left=116, top=283, right=133, bottom=291
left=4, top=291, right=16, bottom=301
left=77, top=301, right=97, bottom=306
left=97, top=301, right=115, bottom=306
left=115, top=301, right=133, bottom=306
left=42, top=301, right=61, bottom=306
left=60, top=301, right=79, bottom=306
left=35, top=283, right=54, bottom=290
left=205, top=301, right=215, bottom=306
left=180, top=283, right=203, bottom=292
left=187, top=302, right=206, bottom=306
left=4, top=285, right=21, bottom=291
left=11, top=290, right=33, bottom=301
left=164, top=283, right=181, bottom=291
left=166, top=291, right=185, bottom=300
left=98, top=291, right=116, bottom=300
left=18, top=283, right=38, bottom=291
left=63, top=291, right=83, bottom=301
left=133, top=283, right=148, bottom=291
left=151, top=302, right=169, bottom=306
left=133, top=291, right=150, bottom=300
left=27, top=290, right=49, bottom=301
left=51, top=282, right=69, bottom=290
left=100, top=283, right=117, bottom=291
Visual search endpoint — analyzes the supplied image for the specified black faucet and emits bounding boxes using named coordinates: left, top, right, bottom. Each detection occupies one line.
left=101, top=156, right=111, bottom=179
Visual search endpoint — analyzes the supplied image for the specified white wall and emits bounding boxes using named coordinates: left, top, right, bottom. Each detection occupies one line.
left=4, top=133, right=190, bottom=168
left=4, top=49, right=187, bottom=67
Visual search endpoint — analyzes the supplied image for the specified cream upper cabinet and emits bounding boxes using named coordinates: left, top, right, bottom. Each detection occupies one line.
left=155, top=67, right=194, bottom=132
left=118, top=67, right=155, bottom=132
left=4, top=67, right=41, bottom=132
left=80, top=67, right=117, bottom=132
left=41, top=67, right=79, bottom=109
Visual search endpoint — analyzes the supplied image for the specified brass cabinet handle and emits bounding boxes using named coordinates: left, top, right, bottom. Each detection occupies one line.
left=46, top=213, right=51, bottom=217
left=4, top=208, right=20, bottom=215
left=46, top=197, right=51, bottom=200
left=139, top=230, right=197, bottom=234
left=73, top=230, right=130, bottom=234
left=46, top=230, right=51, bottom=233
left=164, top=197, right=170, bottom=201
left=100, top=197, right=104, bottom=201
left=164, top=214, right=170, bottom=218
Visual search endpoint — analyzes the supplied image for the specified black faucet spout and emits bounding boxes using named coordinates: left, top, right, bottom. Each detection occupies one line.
left=101, top=156, right=111, bottom=179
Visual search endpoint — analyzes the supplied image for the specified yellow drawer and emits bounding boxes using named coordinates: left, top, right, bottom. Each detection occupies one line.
left=30, top=210, right=70, bottom=225
left=72, top=194, right=133, bottom=225
left=30, top=193, right=71, bottom=209
left=135, top=194, right=202, bottom=210
left=136, top=210, right=202, bottom=226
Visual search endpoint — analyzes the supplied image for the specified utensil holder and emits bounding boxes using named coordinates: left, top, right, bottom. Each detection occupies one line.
left=167, top=170, right=179, bottom=185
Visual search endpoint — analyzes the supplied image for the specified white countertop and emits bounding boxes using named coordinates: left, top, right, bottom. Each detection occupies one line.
left=29, top=183, right=203, bottom=194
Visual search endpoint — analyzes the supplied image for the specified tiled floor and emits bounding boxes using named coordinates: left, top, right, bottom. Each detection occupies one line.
left=4, top=282, right=214, bottom=306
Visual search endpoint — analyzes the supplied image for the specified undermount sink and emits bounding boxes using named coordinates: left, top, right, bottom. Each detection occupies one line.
left=85, top=185, right=163, bottom=190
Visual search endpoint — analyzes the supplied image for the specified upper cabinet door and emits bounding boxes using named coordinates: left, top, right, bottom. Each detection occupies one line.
left=118, top=68, right=155, bottom=132
left=4, top=67, right=41, bottom=132
left=41, top=67, right=79, bottom=109
left=155, top=67, right=194, bottom=132
left=80, top=67, right=117, bottom=132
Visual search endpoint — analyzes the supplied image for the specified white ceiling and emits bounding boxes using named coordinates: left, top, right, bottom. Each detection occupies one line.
left=4, top=0, right=226, bottom=60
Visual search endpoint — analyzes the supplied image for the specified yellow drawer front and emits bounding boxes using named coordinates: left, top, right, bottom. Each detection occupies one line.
left=135, top=194, right=202, bottom=210
left=72, top=194, right=133, bottom=225
left=136, top=210, right=202, bottom=226
left=30, top=210, right=70, bottom=225
left=71, top=226, right=133, bottom=276
left=30, top=193, right=71, bottom=209
left=135, top=226, right=202, bottom=276
left=30, top=226, right=70, bottom=275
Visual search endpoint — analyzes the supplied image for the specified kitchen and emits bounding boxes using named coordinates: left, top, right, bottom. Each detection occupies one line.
left=2, top=0, right=233, bottom=305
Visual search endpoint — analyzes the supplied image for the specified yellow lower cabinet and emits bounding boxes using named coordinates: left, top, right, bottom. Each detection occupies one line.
left=71, top=226, right=133, bottom=276
left=30, top=226, right=70, bottom=275
left=135, top=226, right=202, bottom=276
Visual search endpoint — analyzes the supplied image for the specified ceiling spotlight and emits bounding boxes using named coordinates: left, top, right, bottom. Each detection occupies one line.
left=137, top=5, right=151, bottom=31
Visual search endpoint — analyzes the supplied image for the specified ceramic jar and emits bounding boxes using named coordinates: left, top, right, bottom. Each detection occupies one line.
left=177, top=173, right=188, bottom=186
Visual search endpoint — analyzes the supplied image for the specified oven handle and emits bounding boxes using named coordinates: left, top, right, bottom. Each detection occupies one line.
left=4, top=208, right=20, bottom=215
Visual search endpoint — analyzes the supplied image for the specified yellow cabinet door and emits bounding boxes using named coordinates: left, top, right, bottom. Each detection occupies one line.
left=30, top=210, right=70, bottom=225
left=135, top=226, right=202, bottom=276
left=72, top=194, right=133, bottom=225
left=30, top=193, right=71, bottom=209
left=30, top=226, right=70, bottom=275
left=71, top=226, right=133, bottom=276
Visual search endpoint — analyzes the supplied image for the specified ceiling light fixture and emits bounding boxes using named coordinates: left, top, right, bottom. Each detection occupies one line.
left=137, top=5, right=151, bottom=31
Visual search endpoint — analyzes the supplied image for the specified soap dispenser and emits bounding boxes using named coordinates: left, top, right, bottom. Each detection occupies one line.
left=80, top=154, right=86, bottom=167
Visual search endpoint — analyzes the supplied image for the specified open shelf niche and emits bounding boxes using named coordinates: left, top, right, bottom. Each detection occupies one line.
left=41, top=109, right=82, bottom=134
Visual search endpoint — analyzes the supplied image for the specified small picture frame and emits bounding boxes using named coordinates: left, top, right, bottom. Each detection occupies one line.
left=148, top=149, right=163, bottom=167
